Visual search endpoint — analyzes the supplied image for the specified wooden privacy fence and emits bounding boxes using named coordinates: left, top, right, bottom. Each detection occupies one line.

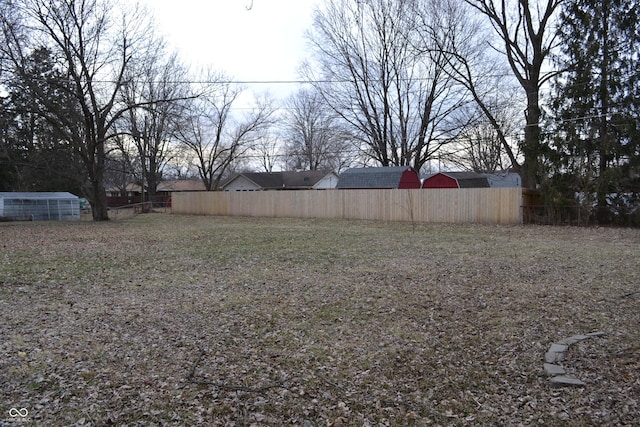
left=172, top=188, right=523, bottom=224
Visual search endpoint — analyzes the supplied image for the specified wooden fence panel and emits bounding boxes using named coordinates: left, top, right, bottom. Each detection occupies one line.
left=171, top=188, right=523, bottom=224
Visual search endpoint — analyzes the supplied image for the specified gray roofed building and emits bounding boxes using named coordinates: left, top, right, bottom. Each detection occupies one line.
left=336, top=166, right=421, bottom=189
left=482, top=172, right=522, bottom=188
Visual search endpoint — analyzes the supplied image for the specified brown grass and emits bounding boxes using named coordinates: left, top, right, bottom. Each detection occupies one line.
left=1, top=214, right=638, bottom=426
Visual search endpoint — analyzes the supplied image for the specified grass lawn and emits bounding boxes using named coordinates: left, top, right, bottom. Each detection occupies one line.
left=1, top=214, right=638, bottom=426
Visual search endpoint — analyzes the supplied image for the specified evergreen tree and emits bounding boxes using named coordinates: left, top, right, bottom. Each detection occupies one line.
left=0, top=47, right=83, bottom=193
left=550, top=0, right=640, bottom=224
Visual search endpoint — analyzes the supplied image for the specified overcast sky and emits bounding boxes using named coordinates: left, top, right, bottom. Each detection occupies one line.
left=139, top=0, right=319, bottom=98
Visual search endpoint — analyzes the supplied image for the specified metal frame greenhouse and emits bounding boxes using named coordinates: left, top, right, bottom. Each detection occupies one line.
left=0, top=192, right=80, bottom=221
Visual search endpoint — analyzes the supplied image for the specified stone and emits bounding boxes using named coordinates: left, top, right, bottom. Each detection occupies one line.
left=545, top=351, right=561, bottom=363
left=544, top=363, right=566, bottom=376
left=545, top=343, right=568, bottom=363
left=558, top=335, right=590, bottom=345
left=548, top=343, right=569, bottom=353
left=550, top=376, right=585, bottom=387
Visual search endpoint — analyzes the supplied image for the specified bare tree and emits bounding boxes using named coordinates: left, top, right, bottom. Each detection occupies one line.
left=416, top=0, right=521, bottom=172
left=304, top=0, right=468, bottom=172
left=176, top=75, right=276, bottom=190
left=117, top=50, right=191, bottom=205
left=162, top=144, right=199, bottom=180
left=446, top=103, right=520, bottom=171
left=103, top=152, right=135, bottom=197
left=280, top=88, right=353, bottom=172
left=252, top=131, right=281, bottom=172
left=0, top=0, right=159, bottom=220
left=464, top=0, right=564, bottom=188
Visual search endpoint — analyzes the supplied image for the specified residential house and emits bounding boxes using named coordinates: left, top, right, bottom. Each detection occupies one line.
left=222, top=170, right=339, bottom=191
left=482, top=172, right=522, bottom=188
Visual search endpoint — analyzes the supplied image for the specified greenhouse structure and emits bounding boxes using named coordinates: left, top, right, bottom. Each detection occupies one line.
left=0, top=192, right=81, bottom=221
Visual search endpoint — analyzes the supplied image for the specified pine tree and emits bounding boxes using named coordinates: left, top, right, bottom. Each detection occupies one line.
left=550, top=0, right=640, bottom=224
left=1, top=48, right=83, bottom=192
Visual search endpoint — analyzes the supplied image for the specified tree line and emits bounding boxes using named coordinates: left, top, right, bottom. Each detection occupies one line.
left=1, top=0, right=638, bottom=223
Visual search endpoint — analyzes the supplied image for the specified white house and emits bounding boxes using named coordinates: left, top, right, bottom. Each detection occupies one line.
left=222, top=171, right=339, bottom=191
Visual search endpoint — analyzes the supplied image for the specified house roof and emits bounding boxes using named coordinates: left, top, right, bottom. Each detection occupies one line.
left=237, top=172, right=286, bottom=189
left=157, top=180, right=206, bottom=192
left=336, top=166, right=416, bottom=189
left=222, top=170, right=336, bottom=190
left=281, top=171, right=335, bottom=188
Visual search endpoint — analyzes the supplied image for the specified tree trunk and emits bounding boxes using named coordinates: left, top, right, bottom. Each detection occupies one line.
left=91, top=180, right=110, bottom=221
left=91, top=137, right=110, bottom=221
left=521, top=85, right=542, bottom=189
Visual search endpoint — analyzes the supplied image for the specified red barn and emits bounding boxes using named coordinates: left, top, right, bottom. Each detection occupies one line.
left=337, top=166, right=421, bottom=189
left=422, top=172, right=490, bottom=189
